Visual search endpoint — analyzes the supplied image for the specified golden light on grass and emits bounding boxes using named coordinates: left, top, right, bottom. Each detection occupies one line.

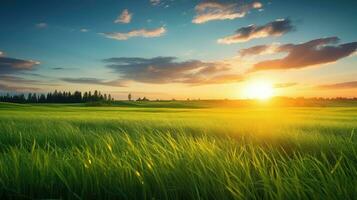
left=243, top=80, right=274, bottom=100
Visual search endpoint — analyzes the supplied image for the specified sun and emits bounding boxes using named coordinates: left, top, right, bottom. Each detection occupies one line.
left=243, top=80, right=274, bottom=100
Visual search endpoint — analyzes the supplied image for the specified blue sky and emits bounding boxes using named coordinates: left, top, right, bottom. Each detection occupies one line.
left=0, top=0, right=357, bottom=99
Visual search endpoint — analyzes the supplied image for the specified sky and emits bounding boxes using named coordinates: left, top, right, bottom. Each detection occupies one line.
left=0, top=0, right=357, bottom=100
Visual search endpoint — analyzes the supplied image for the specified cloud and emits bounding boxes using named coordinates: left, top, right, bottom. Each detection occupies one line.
left=80, top=28, right=89, bottom=32
left=318, top=81, right=357, bottom=89
left=103, top=27, right=166, bottom=40
left=52, top=67, right=65, bottom=70
left=0, top=73, right=43, bottom=92
left=0, top=55, right=40, bottom=75
left=0, top=74, right=59, bottom=88
left=218, top=18, right=293, bottom=44
left=103, top=56, right=242, bottom=85
left=192, top=1, right=262, bottom=24
left=60, top=77, right=127, bottom=87
left=0, top=75, right=41, bottom=84
left=150, top=0, right=161, bottom=6
left=51, top=67, right=78, bottom=70
left=184, top=74, right=243, bottom=85
left=248, top=37, right=357, bottom=71
left=36, top=23, right=48, bottom=28
left=238, top=44, right=280, bottom=57
left=274, top=82, right=297, bottom=88
left=115, top=9, right=132, bottom=24
left=0, top=83, right=40, bottom=92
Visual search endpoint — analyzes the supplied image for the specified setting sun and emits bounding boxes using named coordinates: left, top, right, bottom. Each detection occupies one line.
left=243, top=80, right=274, bottom=100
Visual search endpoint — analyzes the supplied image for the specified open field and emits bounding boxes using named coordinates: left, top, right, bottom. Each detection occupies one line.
left=0, top=102, right=357, bottom=199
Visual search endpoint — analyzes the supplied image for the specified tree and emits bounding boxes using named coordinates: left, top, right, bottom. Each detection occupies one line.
left=128, top=93, right=132, bottom=101
left=94, top=90, right=99, bottom=101
left=39, top=94, right=46, bottom=103
left=0, top=90, right=113, bottom=104
left=83, top=92, right=88, bottom=102
left=32, top=93, right=38, bottom=103
left=27, top=93, right=33, bottom=103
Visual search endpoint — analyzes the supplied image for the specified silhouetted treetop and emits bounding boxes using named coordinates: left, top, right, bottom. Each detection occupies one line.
left=0, top=90, right=114, bottom=104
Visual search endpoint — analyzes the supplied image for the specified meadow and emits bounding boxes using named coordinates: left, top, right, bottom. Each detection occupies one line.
left=0, top=101, right=357, bottom=199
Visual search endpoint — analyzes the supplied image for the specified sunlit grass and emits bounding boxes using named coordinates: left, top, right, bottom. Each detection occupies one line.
left=0, top=103, right=357, bottom=199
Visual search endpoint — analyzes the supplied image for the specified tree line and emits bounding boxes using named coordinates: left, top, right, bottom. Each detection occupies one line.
left=0, top=90, right=114, bottom=104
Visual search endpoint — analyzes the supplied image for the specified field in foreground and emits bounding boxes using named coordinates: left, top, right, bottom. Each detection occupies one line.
left=0, top=102, right=357, bottom=199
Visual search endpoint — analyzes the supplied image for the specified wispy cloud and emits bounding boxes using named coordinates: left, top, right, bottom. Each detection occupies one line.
left=192, top=1, right=262, bottom=24
left=114, top=9, right=132, bottom=24
left=0, top=75, right=41, bottom=84
left=0, top=74, right=58, bottom=88
left=150, top=0, right=161, bottom=6
left=241, top=37, right=357, bottom=71
left=80, top=28, right=89, bottom=32
left=218, top=18, right=293, bottom=44
left=52, top=67, right=65, bottom=70
left=103, top=56, right=243, bottom=85
left=274, top=82, right=297, bottom=88
left=0, top=52, right=40, bottom=75
left=103, top=27, right=166, bottom=40
left=35, top=22, right=48, bottom=28
left=238, top=44, right=279, bottom=57
left=60, top=77, right=127, bottom=87
left=318, top=81, right=357, bottom=89
left=0, top=83, right=40, bottom=92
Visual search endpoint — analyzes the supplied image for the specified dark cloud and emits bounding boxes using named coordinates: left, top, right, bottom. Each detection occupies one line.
left=243, top=37, right=357, bottom=71
left=0, top=56, right=40, bottom=75
left=318, top=81, right=357, bottom=89
left=52, top=67, right=64, bottom=70
left=0, top=83, right=40, bottom=92
left=218, top=18, right=293, bottom=44
left=103, top=56, right=241, bottom=85
left=60, top=77, right=127, bottom=87
left=21, top=72, right=48, bottom=78
left=51, top=67, right=78, bottom=71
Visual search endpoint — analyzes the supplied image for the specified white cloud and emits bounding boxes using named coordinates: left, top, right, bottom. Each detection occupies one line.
left=80, top=28, right=89, bottom=32
left=150, top=0, right=161, bottom=6
left=218, top=18, right=293, bottom=44
left=115, top=9, right=132, bottom=24
left=192, top=1, right=262, bottom=24
left=103, top=27, right=166, bottom=40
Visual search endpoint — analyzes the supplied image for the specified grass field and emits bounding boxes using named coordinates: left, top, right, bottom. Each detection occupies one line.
left=0, top=102, right=357, bottom=199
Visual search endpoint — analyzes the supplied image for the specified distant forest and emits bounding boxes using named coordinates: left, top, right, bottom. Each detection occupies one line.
left=0, top=90, right=113, bottom=103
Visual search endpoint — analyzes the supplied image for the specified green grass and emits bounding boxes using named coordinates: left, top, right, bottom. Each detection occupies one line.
left=0, top=102, right=357, bottom=199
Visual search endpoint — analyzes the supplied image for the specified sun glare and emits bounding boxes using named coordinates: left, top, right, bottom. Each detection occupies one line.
left=243, top=80, right=274, bottom=100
